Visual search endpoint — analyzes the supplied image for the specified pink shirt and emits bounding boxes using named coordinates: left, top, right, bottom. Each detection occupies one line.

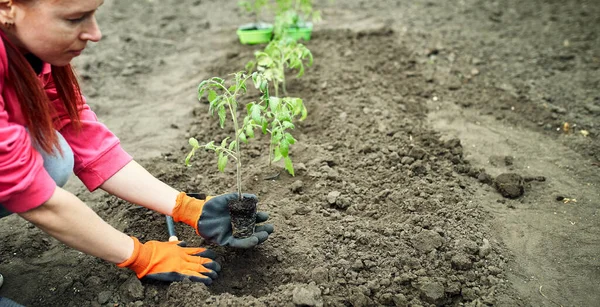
left=0, top=38, right=132, bottom=213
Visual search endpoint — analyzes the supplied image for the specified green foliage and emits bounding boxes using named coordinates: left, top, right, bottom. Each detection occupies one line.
left=272, top=0, right=321, bottom=26
left=187, top=72, right=266, bottom=197
left=246, top=96, right=307, bottom=176
left=238, top=0, right=270, bottom=21
left=246, top=38, right=313, bottom=96
left=186, top=71, right=306, bottom=193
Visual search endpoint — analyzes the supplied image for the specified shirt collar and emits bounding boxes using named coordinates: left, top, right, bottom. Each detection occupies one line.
left=41, top=62, right=52, bottom=75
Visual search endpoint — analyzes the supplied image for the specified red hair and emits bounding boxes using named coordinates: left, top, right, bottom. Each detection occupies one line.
left=1, top=34, right=82, bottom=154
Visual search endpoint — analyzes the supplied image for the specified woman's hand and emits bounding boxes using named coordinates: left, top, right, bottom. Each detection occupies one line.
left=118, top=237, right=220, bottom=284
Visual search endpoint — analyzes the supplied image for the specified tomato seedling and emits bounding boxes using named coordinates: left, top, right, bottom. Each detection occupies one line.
left=246, top=38, right=313, bottom=96
left=185, top=71, right=306, bottom=236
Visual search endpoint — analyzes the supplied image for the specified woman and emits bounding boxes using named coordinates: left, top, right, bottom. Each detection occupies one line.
left=0, top=0, right=273, bottom=304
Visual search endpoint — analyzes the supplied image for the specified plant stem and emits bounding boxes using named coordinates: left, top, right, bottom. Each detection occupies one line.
left=223, top=74, right=251, bottom=201
left=279, top=45, right=287, bottom=95
left=227, top=100, right=243, bottom=200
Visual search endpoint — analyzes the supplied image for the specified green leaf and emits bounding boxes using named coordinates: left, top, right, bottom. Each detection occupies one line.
left=185, top=148, right=196, bottom=166
left=208, top=90, right=217, bottom=103
left=229, top=140, right=237, bottom=151
left=239, top=132, right=248, bottom=144
left=282, top=121, right=295, bottom=129
left=211, top=77, right=224, bottom=84
left=257, top=55, right=274, bottom=67
left=253, top=74, right=264, bottom=90
left=228, top=85, right=237, bottom=92
left=197, top=80, right=208, bottom=100
left=218, top=106, right=227, bottom=128
left=218, top=152, right=228, bottom=172
left=272, top=147, right=283, bottom=162
left=284, top=133, right=296, bottom=144
left=301, top=104, right=308, bottom=121
left=220, top=137, right=230, bottom=148
left=284, top=156, right=295, bottom=176
left=295, top=63, right=305, bottom=78
left=269, top=96, right=281, bottom=113
left=303, top=48, right=314, bottom=66
left=251, top=104, right=262, bottom=123
left=272, top=130, right=283, bottom=144
left=245, top=61, right=256, bottom=72
left=280, top=139, right=289, bottom=157
left=205, top=141, right=215, bottom=150
left=260, top=79, right=269, bottom=93
left=246, top=124, right=255, bottom=138
left=293, top=98, right=304, bottom=115
left=188, top=137, right=200, bottom=148
left=239, top=80, right=247, bottom=94
left=262, top=119, right=268, bottom=134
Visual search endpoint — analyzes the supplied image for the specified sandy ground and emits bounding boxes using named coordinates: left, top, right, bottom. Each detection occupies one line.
left=0, top=0, right=598, bottom=306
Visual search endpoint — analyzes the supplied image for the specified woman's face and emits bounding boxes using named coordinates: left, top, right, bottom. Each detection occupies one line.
left=5, top=0, right=103, bottom=66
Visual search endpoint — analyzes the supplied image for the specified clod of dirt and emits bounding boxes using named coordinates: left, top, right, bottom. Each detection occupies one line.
left=228, top=196, right=257, bottom=238
left=97, top=291, right=112, bottom=305
left=409, top=146, right=428, bottom=160
left=327, top=191, right=341, bottom=205
left=349, top=291, right=372, bottom=307
left=451, top=253, right=473, bottom=270
left=393, top=294, right=409, bottom=306
left=411, top=160, right=428, bottom=175
left=418, top=280, right=446, bottom=304
left=292, top=284, right=323, bottom=307
left=290, top=180, right=304, bottom=193
left=494, top=173, right=525, bottom=199
left=310, top=267, right=329, bottom=284
left=412, top=229, right=444, bottom=253
left=479, top=238, right=492, bottom=257
left=119, top=276, right=144, bottom=300
left=401, top=156, right=415, bottom=165
left=477, top=172, right=494, bottom=185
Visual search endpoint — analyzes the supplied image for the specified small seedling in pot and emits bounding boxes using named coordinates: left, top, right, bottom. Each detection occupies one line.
left=273, top=0, right=321, bottom=25
left=272, top=0, right=321, bottom=40
left=246, top=38, right=313, bottom=96
left=186, top=72, right=268, bottom=238
left=185, top=71, right=305, bottom=237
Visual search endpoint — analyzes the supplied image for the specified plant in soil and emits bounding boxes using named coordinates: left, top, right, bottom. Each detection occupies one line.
left=246, top=38, right=313, bottom=96
left=247, top=95, right=307, bottom=176
left=185, top=72, right=268, bottom=238
left=185, top=71, right=304, bottom=237
left=272, top=0, right=321, bottom=29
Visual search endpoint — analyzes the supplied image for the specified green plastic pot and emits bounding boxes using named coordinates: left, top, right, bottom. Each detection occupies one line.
left=284, top=22, right=313, bottom=42
left=237, top=23, right=274, bottom=45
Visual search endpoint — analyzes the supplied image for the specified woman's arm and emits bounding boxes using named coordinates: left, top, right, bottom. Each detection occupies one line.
left=18, top=187, right=134, bottom=264
left=100, top=160, right=180, bottom=215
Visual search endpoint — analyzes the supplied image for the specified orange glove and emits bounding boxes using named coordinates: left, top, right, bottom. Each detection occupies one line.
left=118, top=237, right=220, bottom=284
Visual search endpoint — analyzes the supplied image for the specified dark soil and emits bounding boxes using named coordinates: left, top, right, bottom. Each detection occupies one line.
left=228, top=196, right=258, bottom=238
left=0, top=1, right=598, bottom=307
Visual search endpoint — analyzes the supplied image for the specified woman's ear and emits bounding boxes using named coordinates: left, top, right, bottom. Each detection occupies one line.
left=0, top=0, right=16, bottom=27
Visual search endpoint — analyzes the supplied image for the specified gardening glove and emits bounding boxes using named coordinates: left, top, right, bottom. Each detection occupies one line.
left=118, top=237, right=220, bottom=284
left=171, top=192, right=274, bottom=249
